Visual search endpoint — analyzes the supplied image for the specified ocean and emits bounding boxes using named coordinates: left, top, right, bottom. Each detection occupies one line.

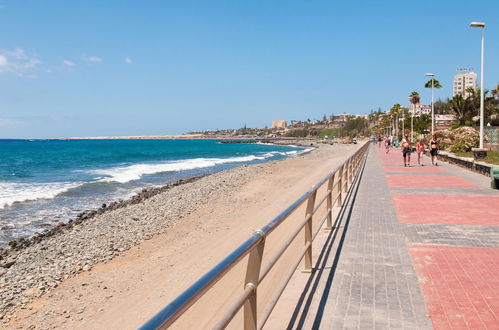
left=0, top=139, right=309, bottom=245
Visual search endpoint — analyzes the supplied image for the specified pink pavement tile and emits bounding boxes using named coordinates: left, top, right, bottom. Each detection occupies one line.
left=392, top=194, right=499, bottom=225
left=383, top=166, right=445, bottom=173
left=409, top=245, right=499, bottom=330
left=386, top=176, right=478, bottom=188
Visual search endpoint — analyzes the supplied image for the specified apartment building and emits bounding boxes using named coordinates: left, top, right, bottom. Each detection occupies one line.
left=271, top=120, right=287, bottom=129
left=453, top=72, right=477, bottom=98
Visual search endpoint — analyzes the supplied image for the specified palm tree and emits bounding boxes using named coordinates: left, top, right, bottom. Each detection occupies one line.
left=424, top=79, right=443, bottom=89
left=389, top=104, right=402, bottom=137
left=449, top=94, right=469, bottom=125
left=408, top=92, right=420, bottom=140
left=491, top=83, right=499, bottom=98
left=408, top=91, right=420, bottom=104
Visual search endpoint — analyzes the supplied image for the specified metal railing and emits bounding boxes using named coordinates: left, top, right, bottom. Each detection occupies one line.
left=140, top=142, right=370, bottom=330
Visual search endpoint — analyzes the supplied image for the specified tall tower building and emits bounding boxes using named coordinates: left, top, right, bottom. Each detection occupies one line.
left=453, top=70, right=477, bottom=99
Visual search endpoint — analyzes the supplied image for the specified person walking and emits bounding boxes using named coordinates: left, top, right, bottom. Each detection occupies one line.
left=402, top=135, right=411, bottom=167
left=430, top=134, right=439, bottom=166
left=378, top=136, right=382, bottom=148
left=416, top=139, right=425, bottom=166
left=385, top=136, right=391, bottom=154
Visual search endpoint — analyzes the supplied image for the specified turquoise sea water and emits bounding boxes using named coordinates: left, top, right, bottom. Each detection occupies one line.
left=0, top=139, right=308, bottom=244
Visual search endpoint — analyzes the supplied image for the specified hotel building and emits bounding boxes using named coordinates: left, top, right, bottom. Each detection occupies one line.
left=453, top=72, right=477, bottom=98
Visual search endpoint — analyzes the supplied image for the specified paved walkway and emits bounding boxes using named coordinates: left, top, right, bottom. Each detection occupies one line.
left=279, top=144, right=499, bottom=329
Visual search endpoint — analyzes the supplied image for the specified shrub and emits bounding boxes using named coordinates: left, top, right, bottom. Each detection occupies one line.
left=464, top=120, right=473, bottom=127
left=429, top=127, right=480, bottom=152
left=452, top=127, right=479, bottom=152
left=450, top=122, right=461, bottom=130
left=450, top=140, right=468, bottom=153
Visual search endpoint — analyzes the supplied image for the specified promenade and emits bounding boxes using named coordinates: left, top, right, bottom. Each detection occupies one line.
left=269, top=144, right=499, bottom=329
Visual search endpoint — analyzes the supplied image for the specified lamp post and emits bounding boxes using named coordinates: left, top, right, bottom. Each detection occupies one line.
left=401, top=108, right=405, bottom=138
left=469, top=21, right=485, bottom=149
left=425, top=73, right=435, bottom=136
left=408, top=98, right=414, bottom=142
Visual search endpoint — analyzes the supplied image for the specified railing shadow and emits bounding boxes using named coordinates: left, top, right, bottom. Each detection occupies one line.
left=285, top=147, right=368, bottom=329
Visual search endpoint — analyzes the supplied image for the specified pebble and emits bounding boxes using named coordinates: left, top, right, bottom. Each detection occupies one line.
left=0, top=145, right=347, bottom=319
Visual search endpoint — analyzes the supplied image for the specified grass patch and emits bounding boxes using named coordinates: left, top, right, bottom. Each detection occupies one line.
left=454, top=151, right=499, bottom=165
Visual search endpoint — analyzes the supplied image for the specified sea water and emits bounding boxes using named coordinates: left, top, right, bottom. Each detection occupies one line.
left=0, top=139, right=309, bottom=244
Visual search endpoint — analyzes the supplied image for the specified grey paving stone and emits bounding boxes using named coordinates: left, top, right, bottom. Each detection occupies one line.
left=292, top=146, right=432, bottom=329
left=403, top=223, right=499, bottom=248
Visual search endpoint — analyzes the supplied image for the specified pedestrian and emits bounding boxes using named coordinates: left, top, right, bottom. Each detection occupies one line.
left=416, top=139, right=425, bottom=166
left=429, top=134, right=439, bottom=166
left=402, top=135, right=411, bottom=167
left=385, top=136, right=391, bottom=154
left=378, top=136, right=382, bottom=148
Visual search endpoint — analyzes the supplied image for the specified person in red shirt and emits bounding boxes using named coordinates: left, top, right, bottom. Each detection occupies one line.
left=416, top=139, right=425, bottom=166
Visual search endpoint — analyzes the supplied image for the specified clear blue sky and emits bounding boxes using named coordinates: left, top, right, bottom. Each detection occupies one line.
left=0, top=0, right=497, bottom=138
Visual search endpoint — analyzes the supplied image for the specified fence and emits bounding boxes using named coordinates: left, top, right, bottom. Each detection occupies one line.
left=140, top=142, right=370, bottom=329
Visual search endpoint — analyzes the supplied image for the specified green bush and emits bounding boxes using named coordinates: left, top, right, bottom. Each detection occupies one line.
left=451, top=122, right=461, bottom=130
left=464, top=120, right=473, bottom=126
left=318, top=128, right=340, bottom=138
left=450, top=140, right=467, bottom=153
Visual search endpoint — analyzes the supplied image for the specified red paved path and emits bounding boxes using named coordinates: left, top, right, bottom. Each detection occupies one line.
left=392, top=194, right=499, bottom=225
left=377, top=146, right=499, bottom=329
left=383, top=166, right=445, bottom=173
left=409, top=245, right=499, bottom=329
left=386, top=175, right=479, bottom=189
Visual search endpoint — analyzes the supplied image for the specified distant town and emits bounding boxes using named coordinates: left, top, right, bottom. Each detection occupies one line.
left=191, top=70, right=499, bottom=143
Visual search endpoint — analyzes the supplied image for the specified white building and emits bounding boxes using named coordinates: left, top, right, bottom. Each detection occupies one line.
left=453, top=72, right=477, bottom=99
left=435, top=114, right=458, bottom=130
left=409, top=103, right=431, bottom=116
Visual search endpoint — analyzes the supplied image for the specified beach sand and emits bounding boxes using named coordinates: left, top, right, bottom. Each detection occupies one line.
left=2, top=142, right=361, bottom=329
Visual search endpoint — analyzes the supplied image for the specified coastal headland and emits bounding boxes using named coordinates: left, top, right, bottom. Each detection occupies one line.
left=0, top=142, right=361, bottom=329
left=66, top=135, right=317, bottom=147
left=67, top=134, right=207, bottom=140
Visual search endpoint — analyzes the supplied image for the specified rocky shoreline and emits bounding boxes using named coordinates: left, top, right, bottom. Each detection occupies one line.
left=0, top=159, right=272, bottom=321
left=0, top=143, right=341, bottom=323
left=0, top=175, right=205, bottom=259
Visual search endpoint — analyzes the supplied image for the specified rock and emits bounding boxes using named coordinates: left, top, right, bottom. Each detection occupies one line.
left=0, top=151, right=323, bottom=318
left=24, top=288, right=41, bottom=297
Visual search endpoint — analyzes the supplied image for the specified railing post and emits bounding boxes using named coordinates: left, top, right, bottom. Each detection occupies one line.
left=244, top=232, right=265, bottom=330
left=349, top=157, right=354, bottom=184
left=343, top=159, right=349, bottom=193
left=326, top=174, right=334, bottom=230
left=303, top=190, right=317, bottom=272
left=337, top=165, right=344, bottom=206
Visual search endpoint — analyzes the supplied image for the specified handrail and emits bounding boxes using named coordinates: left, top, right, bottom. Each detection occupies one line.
left=140, top=142, right=370, bottom=330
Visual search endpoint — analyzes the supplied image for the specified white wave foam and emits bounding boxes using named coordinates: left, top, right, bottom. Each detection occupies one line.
left=298, top=148, right=314, bottom=154
left=91, top=155, right=268, bottom=183
left=0, top=182, right=82, bottom=209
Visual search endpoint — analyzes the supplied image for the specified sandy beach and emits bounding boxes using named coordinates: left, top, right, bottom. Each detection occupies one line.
left=1, top=142, right=361, bottom=329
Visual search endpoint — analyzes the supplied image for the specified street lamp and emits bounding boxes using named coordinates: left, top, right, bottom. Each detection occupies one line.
left=469, top=21, right=485, bottom=150
left=408, top=97, right=414, bottom=142
left=401, top=107, right=405, bottom=138
left=425, top=73, right=435, bottom=136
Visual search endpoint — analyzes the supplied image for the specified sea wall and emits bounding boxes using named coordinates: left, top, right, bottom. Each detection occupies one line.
left=220, top=138, right=317, bottom=147
left=431, top=151, right=494, bottom=177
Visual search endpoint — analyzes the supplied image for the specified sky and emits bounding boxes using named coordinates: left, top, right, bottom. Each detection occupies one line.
left=0, top=0, right=498, bottom=138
